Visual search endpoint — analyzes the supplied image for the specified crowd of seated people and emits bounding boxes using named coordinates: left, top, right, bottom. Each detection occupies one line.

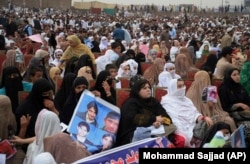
left=0, top=5, right=250, bottom=163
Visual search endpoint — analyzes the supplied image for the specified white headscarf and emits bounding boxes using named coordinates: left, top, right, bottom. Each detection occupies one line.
left=158, top=63, right=180, bottom=87
left=24, top=109, right=61, bottom=164
left=99, top=36, right=109, bottom=51
left=33, top=152, right=56, bottom=164
left=95, top=49, right=113, bottom=74
left=199, top=40, right=211, bottom=52
left=126, top=59, right=138, bottom=76
left=161, top=79, right=201, bottom=147
left=116, top=60, right=132, bottom=79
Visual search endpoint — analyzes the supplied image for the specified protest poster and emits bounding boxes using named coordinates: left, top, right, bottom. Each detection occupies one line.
left=231, top=125, right=246, bottom=148
left=202, top=85, right=217, bottom=103
left=73, top=137, right=173, bottom=164
left=67, top=90, right=120, bottom=154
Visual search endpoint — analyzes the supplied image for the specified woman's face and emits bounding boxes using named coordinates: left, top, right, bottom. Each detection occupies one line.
left=177, top=80, right=185, bottom=89
left=53, top=70, right=61, bottom=80
left=85, top=66, right=92, bottom=75
left=74, top=84, right=87, bottom=94
left=139, top=83, right=151, bottom=99
left=231, top=70, right=240, bottom=83
left=220, top=129, right=231, bottom=140
left=204, top=45, right=209, bottom=51
left=122, top=65, right=130, bottom=76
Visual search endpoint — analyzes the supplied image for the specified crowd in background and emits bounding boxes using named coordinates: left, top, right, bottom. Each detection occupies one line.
left=0, top=4, right=250, bottom=164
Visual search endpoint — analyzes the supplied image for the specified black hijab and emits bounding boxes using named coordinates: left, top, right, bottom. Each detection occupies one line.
left=54, top=72, right=76, bottom=112
left=92, top=70, right=116, bottom=104
left=15, top=78, right=53, bottom=138
left=0, top=66, right=23, bottom=113
left=60, top=76, right=89, bottom=125
left=222, top=68, right=241, bottom=91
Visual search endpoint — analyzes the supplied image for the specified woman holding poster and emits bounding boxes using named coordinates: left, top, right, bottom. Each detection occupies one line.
left=115, top=79, right=178, bottom=147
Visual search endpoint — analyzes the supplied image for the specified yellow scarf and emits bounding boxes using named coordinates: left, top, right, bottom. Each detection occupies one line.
left=60, top=35, right=95, bottom=64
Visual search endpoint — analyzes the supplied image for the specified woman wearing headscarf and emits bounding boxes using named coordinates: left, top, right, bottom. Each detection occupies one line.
left=99, top=36, right=109, bottom=52
left=143, top=58, right=165, bottom=86
left=90, top=70, right=116, bottom=105
left=186, top=71, right=237, bottom=131
left=175, top=53, right=199, bottom=79
left=161, top=78, right=213, bottom=147
left=49, top=66, right=62, bottom=93
left=58, top=35, right=95, bottom=68
left=44, top=132, right=91, bottom=163
left=218, top=67, right=250, bottom=124
left=0, top=66, right=26, bottom=113
left=115, top=79, right=176, bottom=147
left=199, top=41, right=211, bottom=56
left=199, top=122, right=231, bottom=148
left=15, top=78, right=58, bottom=139
left=74, top=54, right=96, bottom=79
left=59, top=76, right=89, bottom=125
left=147, top=49, right=158, bottom=63
left=23, top=109, right=61, bottom=164
left=77, top=66, right=94, bottom=82
left=54, top=72, right=76, bottom=113
left=158, top=62, right=181, bottom=87
left=0, top=95, right=27, bottom=164
left=116, top=58, right=138, bottom=80
left=1, top=49, right=25, bottom=75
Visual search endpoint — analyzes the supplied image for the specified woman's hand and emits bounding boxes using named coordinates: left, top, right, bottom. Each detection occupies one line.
left=102, top=81, right=110, bottom=93
left=20, top=114, right=31, bottom=129
left=204, top=116, right=213, bottom=127
left=92, top=90, right=101, bottom=97
left=9, top=136, right=35, bottom=145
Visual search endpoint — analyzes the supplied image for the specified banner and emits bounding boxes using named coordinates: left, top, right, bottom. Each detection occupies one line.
left=67, top=90, right=120, bottom=154
left=73, top=137, right=173, bottom=164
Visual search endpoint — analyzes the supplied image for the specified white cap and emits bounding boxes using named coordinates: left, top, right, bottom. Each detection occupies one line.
left=226, top=27, right=234, bottom=33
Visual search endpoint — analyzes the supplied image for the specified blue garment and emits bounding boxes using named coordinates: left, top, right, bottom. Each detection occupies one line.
left=84, top=38, right=94, bottom=49
left=22, top=81, right=33, bottom=92
left=0, top=81, right=32, bottom=95
left=113, top=28, right=125, bottom=41
left=132, top=127, right=151, bottom=142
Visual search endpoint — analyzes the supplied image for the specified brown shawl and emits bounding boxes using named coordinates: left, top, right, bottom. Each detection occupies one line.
left=0, top=95, right=17, bottom=140
left=143, top=58, right=165, bottom=86
left=44, top=132, right=91, bottom=164
left=186, top=70, right=236, bottom=131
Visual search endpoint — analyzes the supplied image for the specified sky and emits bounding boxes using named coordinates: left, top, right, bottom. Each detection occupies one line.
left=72, top=0, right=244, bottom=8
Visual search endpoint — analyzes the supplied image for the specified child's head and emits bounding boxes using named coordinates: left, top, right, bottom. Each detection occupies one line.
left=29, top=66, right=43, bottom=83
left=105, top=64, right=118, bottom=79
